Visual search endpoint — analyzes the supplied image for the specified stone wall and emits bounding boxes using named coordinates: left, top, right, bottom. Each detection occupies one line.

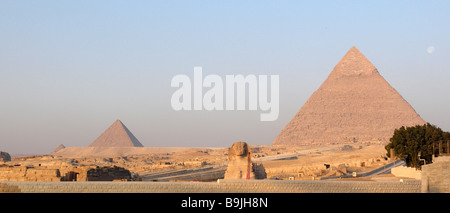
left=0, top=179, right=421, bottom=193
left=421, top=156, right=450, bottom=193
left=0, top=165, right=61, bottom=181
left=0, top=164, right=131, bottom=182
left=391, top=166, right=422, bottom=179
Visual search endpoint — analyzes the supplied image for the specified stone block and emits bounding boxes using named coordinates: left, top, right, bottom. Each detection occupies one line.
left=421, top=156, right=450, bottom=193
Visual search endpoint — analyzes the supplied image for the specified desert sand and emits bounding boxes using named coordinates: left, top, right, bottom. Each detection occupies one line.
left=4, top=142, right=394, bottom=181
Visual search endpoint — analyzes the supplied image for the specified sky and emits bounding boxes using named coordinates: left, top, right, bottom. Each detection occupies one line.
left=1, top=1, right=449, bottom=154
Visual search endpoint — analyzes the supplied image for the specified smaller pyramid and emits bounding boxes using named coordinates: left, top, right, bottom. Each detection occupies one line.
left=52, top=144, right=66, bottom=153
left=89, top=120, right=144, bottom=147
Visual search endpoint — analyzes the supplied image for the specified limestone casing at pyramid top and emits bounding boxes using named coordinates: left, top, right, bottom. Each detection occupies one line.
left=328, top=46, right=379, bottom=78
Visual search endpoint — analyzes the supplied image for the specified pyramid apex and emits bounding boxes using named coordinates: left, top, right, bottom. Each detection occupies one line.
left=330, top=46, right=377, bottom=77
left=347, top=46, right=364, bottom=56
left=114, top=120, right=125, bottom=126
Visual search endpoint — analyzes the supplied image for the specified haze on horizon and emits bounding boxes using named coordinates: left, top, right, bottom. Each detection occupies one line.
left=1, top=1, right=449, bottom=154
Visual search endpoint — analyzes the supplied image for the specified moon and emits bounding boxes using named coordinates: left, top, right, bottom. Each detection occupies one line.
left=427, top=46, right=435, bottom=54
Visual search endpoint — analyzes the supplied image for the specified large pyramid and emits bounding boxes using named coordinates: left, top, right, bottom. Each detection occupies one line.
left=273, top=47, right=426, bottom=146
left=89, top=120, right=144, bottom=147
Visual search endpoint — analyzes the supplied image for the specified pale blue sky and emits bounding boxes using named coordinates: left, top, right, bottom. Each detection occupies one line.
left=1, top=1, right=449, bottom=154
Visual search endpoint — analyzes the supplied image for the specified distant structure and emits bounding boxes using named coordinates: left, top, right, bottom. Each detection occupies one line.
left=0, top=151, right=11, bottom=163
left=273, top=47, right=426, bottom=146
left=89, top=120, right=144, bottom=147
left=52, top=144, right=66, bottom=154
